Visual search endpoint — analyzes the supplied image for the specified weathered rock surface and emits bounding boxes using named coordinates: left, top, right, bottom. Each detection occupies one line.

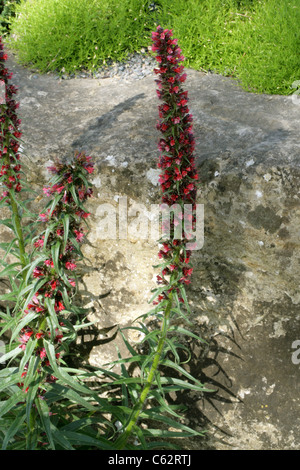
left=2, top=51, right=300, bottom=450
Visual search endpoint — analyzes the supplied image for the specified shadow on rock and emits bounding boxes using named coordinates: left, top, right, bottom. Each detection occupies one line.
left=71, top=93, right=146, bottom=153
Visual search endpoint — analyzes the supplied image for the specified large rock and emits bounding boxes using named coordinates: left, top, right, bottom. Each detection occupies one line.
left=2, top=51, right=300, bottom=450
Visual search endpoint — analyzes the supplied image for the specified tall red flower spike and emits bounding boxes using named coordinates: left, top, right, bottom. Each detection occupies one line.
left=0, top=36, right=22, bottom=200
left=17, top=151, right=94, bottom=393
left=152, top=26, right=199, bottom=293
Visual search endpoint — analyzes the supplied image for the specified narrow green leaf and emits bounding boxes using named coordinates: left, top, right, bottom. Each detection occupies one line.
left=24, top=254, right=47, bottom=284
left=40, top=223, right=54, bottom=250
left=43, top=340, right=95, bottom=396
left=132, top=305, right=161, bottom=323
left=47, top=192, right=63, bottom=218
left=148, top=285, right=169, bottom=305
left=0, top=218, right=14, bottom=230
left=102, top=377, right=142, bottom=386
left=51, top=427, right=75, bottom=450
left=118, top=328, right=138, bottom=358
left=141, top=410, right=201, bottom=436
left=0, top=345, right=22, bottom=364
left=19, top=338, right=38, bottom=373
left=62, top=213, right=70, bottom=252
left=144, top=441, right=179, bottom=450
left=52, top=383, right=96, bottom=412
left=1, top=409, right=26, bottom=450
left=0, top=195, right=9, bottom=208
left=69, top=184, right=79, bottom=205
left=26, top=427, right=38, bottom=450
left=76, top=172, right=89, bottom=189
left=44, top=297, right=60, bottom=331
left=172, top=290, right=193, bottom=325
left=0, top=367, right=19, bottom=378
left=0, top=238, right=19, bottom=258
left=143, top=428, right=203, bottom=438
left=147, top=390, right=184, bottom=419
left=25, top=375, right=42, bottom=429
left=158, top=376, right=213, bottom=393
left=0, top=309, right=22, bottom=337
left=139, top=328, right=160, bottom=346
left=9, top=190, right=36, bottom=217
left=23, top=355, right=41, bottom=390
left=57, top=430, right=114, bottom=449
left=0, top=262, right=22, bottom=278
left=51, top=240, right=61, bottom=275
left=0, top=292, right=18, bottom=302
left=169, top=325, right=206, bottom=343
left=0, top=391, right=24, bottom=419
left=11, top=311, right=39, bottom=343
left=19, top=277, right=48, bottom=316
left=116, top=348, right=130, bottom=407
left=105, top=354, right=148, bottom=367
left=131, top=423, right=147, bottom=449
left=0, top=373, right=22, bottom=393
left=178, top=284, right=192, bottom=315
left=35, top=397, right=55, bottom=450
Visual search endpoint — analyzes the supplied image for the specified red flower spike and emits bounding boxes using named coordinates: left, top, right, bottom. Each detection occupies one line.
left=152, top=26, right=199, bottom=305
left=17, top=150, right=95, bottom=402
left=0, top=37, right=23, bottom=198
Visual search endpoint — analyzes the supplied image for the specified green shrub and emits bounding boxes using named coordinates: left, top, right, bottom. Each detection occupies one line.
left=8, top=0, right=157, bottom=74
left=0, top=0, right=21, bottom=34
left=159, top=0, right=300, bottom=95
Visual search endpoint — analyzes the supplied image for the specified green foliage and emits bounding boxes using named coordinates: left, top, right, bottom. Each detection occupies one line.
left=159, top=0, right=300, bottom=95
left=0, top=0, right=20, bottom=35
left=7, top=0, right=299, bottom=95
left=7, top=0, right=157, bottom=74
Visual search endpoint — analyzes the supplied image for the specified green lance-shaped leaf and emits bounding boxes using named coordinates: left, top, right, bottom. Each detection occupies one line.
left=0, top=237, right=20, bottom=259
left=10, top=311, right=39, bottom=343
left=24, top=254, right=47, bottom=284
left=19, top=337, right=38, bottom=373
left=0, top=391, right=25, bottom=419
left=0, top=345, right=22, bottom=364
left=1, top=408, right=26, bottom=450
left=51, top=239, right=62, bottom=275
left=168, top=324, right=207, bottom=343
left=23, top=355, right=42, bottom=392
left=62, top=212, right=70, bottom=252
left=25, top=375, right=42, bottom=432
left=43, top=339, right=96, bottom=397
left=159, top=358, right=206, bottom=388
left=0, top=372, right=22, bottom=393
left=44, top=297, right=60, bottom=331
left=35, top=396, right=55, bottom=450
left=0, top=261, right=22, bottom=278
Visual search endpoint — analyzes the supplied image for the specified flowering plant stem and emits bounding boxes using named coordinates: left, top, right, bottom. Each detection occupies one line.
left=0, top=37, right=27, bottom=278
left=113, top=26, right=204, bottom=449
left=5, top=180, right=26, bottom=274
left=3, top=158, right=27, bottom=278
left=114, top=293, right=173, bottom=449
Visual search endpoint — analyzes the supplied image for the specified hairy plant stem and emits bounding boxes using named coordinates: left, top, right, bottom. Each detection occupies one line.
left=114, top=292, right=174, bottom=450
left=8, top=192, right=26, bottom=275
left=3, top=131, right=27, bottom=280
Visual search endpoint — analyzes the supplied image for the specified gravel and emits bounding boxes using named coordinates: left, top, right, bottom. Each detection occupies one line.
left=58, top=50, right=157, bottom=81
